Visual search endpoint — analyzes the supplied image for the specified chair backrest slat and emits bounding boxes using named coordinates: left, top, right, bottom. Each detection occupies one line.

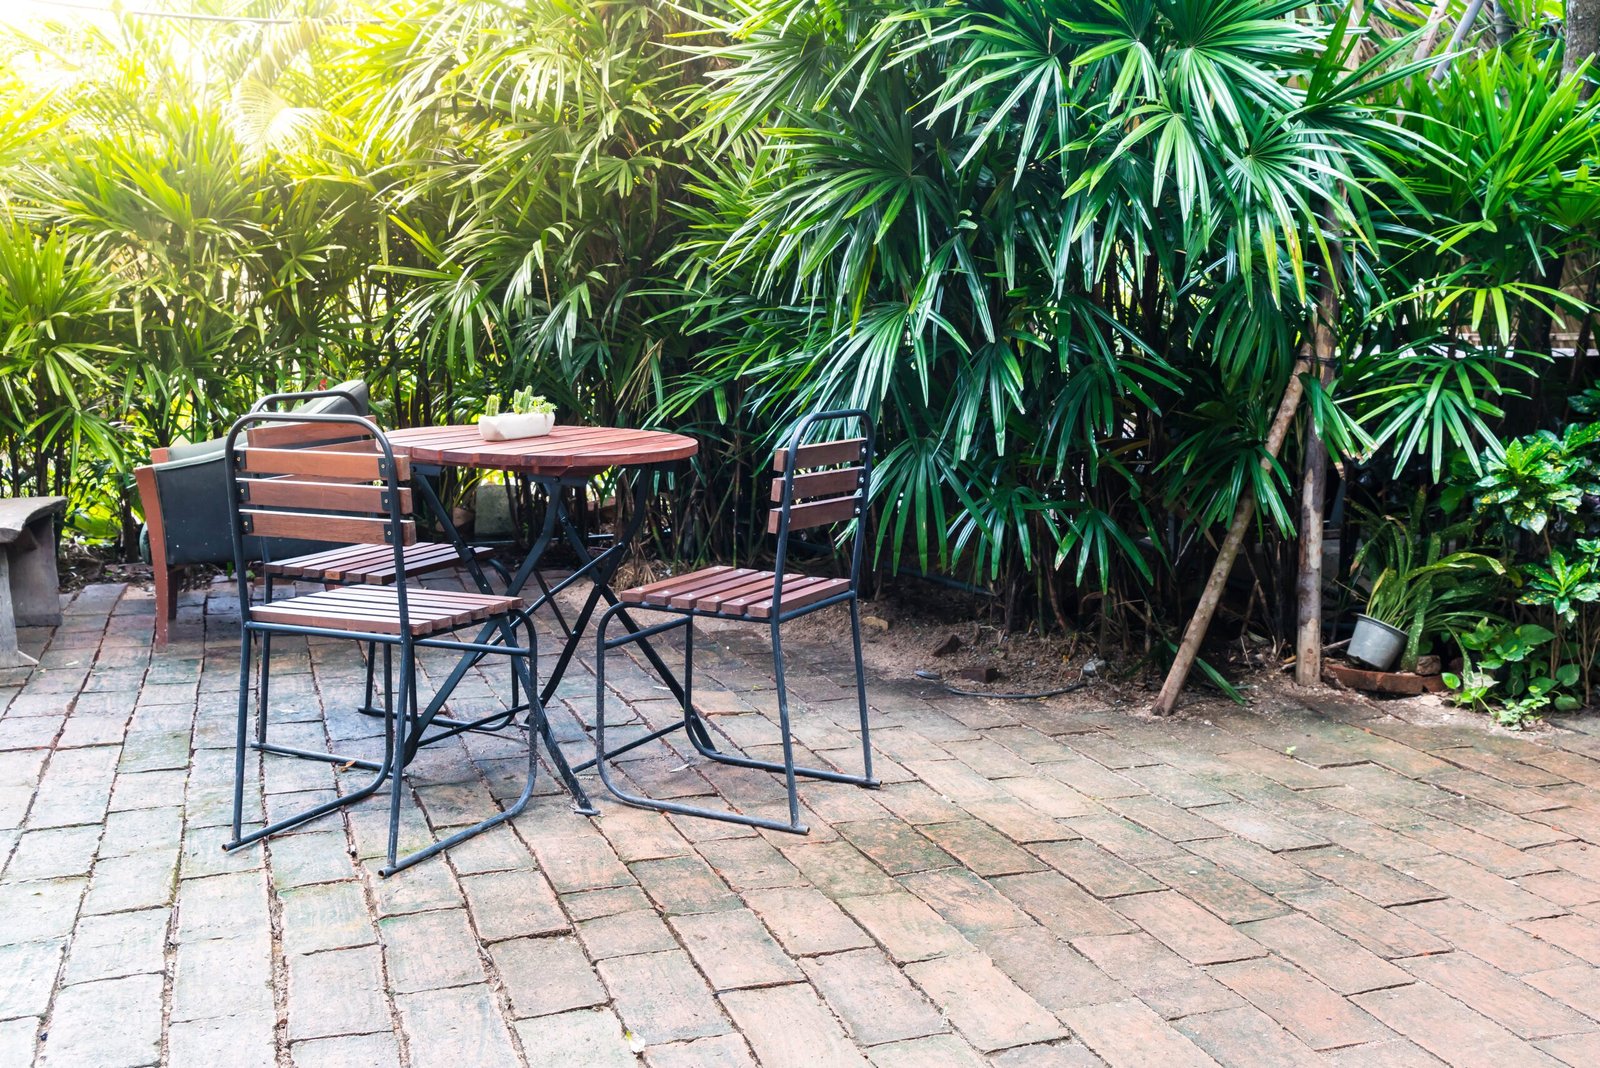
left=241, top=509, right=415, bottom=546
left=241, top=478, right=411, bottom=515
left=768, top=495, right=862, bottom=535
left=238, top=445, right=408, bottom=482
left=769, top=467, right=864, bottom=504
left=246, top=420, right=376, bottom=450
left=773, top=437, right=866, bottom=473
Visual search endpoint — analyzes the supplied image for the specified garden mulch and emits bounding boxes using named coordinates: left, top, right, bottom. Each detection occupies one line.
left=4, top=579, right=1600, bottom=1066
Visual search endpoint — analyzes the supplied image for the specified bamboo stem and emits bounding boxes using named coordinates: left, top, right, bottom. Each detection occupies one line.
left=1154, top=359, right=1311, bottom=716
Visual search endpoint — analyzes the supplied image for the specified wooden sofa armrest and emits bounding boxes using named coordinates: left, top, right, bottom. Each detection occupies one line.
left=134, top=463, right=178, bottom=645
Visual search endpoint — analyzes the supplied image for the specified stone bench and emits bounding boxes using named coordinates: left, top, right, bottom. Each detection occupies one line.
left=0, top=497, right=67, bottom=667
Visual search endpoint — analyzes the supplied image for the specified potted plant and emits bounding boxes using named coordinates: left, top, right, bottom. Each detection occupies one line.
left=479, top=388, right=557, bottom=441
left=1350, top=503, right=1505, bottom=671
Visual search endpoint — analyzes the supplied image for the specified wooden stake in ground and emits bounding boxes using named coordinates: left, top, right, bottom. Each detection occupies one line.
left=1294, top=285, right=1339, bottom=687
left=1153, top=359, right=1311, bottom=716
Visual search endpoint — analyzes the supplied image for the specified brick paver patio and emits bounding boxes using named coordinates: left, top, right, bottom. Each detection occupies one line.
left=6, top=581, right=1600, bottom=1066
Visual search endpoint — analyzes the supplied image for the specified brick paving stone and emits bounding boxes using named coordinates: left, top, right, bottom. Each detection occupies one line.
left=743, top=885, right=873, bottom=957
left=278, top=880, right=375, bottom=956
left=644, top=1034, right=757, bottom=1068
left=899, top=867, right=1034, bottom=937
left=562, top=884, right=652, bottom=922
left=1516, top=913, right=1600, bottom=965
left=530, top=832, right=635, bottom=894
left=960, top=798, right=1076, bottom=844
left=973, top=925, right=1127, bottom=1013
left=1278, top=886, right=1449, bottom=959
left=167, top=1012, right=276, bottom=1068
left=576, top=907, right=679, bottom=960
left=1033, top=839, right=1161, bottom=897
left=1236, top=913, right=1410, bottom=995
left=174, top=868, right=266, bottom=942
left=1400, top=951, right=1597, bottom=1040
left=993, top=870, right=1135, bottom=940
left=461, top=868, right=568, bottom=942
left=0, top=1018, right=37, bottom=1066
left=0, top=939, right=63, bottom=1018
left=5, top=825, right=100, bottom=881
left=837, top=818, right=958, bottom=875
left=989, top=1043, right=1107, bottom=1068
left=905, top=951, right=1066, bottom=1051
left=866, top=1033, right=989, bottom=1068
left=1073, top=931, right=1240, bottom=1019
left=1516, top=869, right=1600, bottom=908
left=1294, top=848, right=1445, bottom=907
left=1353, top=981, right=1566, bottom=1068
left=1195, top=802, right=1330, bottom=852
left=1174, top=1006, right=1322, bottom=1068
left=491, top=935, right=607, bottom=1018
left=670, top=907, right=803, bottom=989
left=82, top=848, right=178, bottom=915
left=917, top=819, right=1044, bottom=876
left=1529, top=840, right=1600, bottom=883
left=286, top=945, right=390, bottom=1041
left=171, top=932, right=273, bottom=1021
left=1400, top=852, right=1566, bottom=921
left=1112, top=891, right=1263, bottom=965
left=61, top=907, right=167, bottom=985
left=396, top=984, right=521, bottom=1066
left=719, top=982, right=871, bottom=1068
left=1068, top=813, right=1188, bottom=862
left=597, top=949, right=731, bottom=1045
left=1523, top=963, right=1600, bottom=1018
left=1183, top=836, right=1322, bottom=894
left=695, top=836, right=803, bottom=890
left=1137, top=855, right=1288, bottom=924
left=873, top=781, right=968, bottom=825
left=1537, top=1030, right=1600, bottom=1066
left=1319, top=1038, right=1451, bottom=1067
left=1058, top=999, right=1220, bottom=1068
left=266, top=829, right=357, bottom=889
left=1393, top=899, right=1581, bottom=974
left=1105, top=794, right=1232, bottom=843
left=379, top=909, right=487, bottom=993
left=801, top=947, right=946, bottom=1045
left=839, top=889, right=974, bottom=962
left=780, top=840, right=900, bottom=899
left=632, top=854, right=741, bottom=914
left=0, top=878, right=84, bottom=944
left=1208, top=955, right=1392, bottom=1050
left=1400, top=815, right=1553, bottom=878
left=40, top=973, right=163, bottom=1067
left=999, top=776, right=1099, bottom=819
left=514, top=1008, right=639, bottom=1068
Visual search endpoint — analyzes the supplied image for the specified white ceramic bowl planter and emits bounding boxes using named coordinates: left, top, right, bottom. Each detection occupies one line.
left=479, top=410, right=555, bottom=441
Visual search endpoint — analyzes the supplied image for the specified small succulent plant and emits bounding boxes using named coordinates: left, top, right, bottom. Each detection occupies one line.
left=483, top=389, right=555, bottom=417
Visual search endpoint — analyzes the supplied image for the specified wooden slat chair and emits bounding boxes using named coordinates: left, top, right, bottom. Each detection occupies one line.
left=221, top=410, right=543, bottom=875
left=593, top=409, right=878, bottom=833
left=247, top=391, right=499, bottom=730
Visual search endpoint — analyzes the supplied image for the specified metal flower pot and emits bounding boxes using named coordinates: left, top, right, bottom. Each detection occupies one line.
left=1349, top=614, right=1406, bottom=671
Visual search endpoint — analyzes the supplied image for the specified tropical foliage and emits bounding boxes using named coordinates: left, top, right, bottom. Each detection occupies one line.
left=4, top=1, right=1600, bottom=698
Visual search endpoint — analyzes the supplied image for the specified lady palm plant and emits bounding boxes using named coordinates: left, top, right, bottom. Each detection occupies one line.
left=669, top=0, right=1423, bottom=636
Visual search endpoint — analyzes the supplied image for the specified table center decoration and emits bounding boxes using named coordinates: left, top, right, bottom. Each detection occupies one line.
left=479, top=387, right=556, bottom=441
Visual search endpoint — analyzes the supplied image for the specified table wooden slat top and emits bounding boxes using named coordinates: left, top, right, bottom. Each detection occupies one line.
left=386, top=424, right=698, bottom=475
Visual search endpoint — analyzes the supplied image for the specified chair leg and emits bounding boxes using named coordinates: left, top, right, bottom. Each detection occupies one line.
left=360, top=641, right=379, bottom=715
left=382, top=615, right=544, bottom=876
left=255, top=575, right=273, bottom=745
left=847, top=598, right=879, bottom=787
left=386, top=641, right=414, bottom=871
left=770, top=622, right=803, bottom=828
left=229, top=628, right=253, bottom=845
left=592, top=605, right=808, bottom=834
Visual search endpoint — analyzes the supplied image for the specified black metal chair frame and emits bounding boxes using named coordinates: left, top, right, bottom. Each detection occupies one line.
left=245, top=392, right=524, bottom=749
left=592, top=409, right=879, bottom=833
left=220, top=408, right=549, bottom=875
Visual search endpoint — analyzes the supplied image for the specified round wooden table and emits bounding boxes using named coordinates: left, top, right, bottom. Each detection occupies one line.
left=386, top=424, right=698, bottom=477
left=383, top=422, right=702, bottom=813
